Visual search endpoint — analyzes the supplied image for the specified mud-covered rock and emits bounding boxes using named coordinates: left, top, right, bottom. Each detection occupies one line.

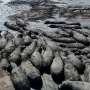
left=0, top=69, right=15, bottom=90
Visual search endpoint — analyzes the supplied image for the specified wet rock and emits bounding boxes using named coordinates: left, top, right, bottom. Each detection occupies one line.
left=0, top=35, right=7, bottom=50
left=13, top=33, right=24, bottom=46
left=50, top=51, right=64, bottom=83
left=52, top=37, right=76, bottom=43
left=66, top=22, right=81, bottom=26
left=23, top=34, right=32, bottom=46
left=50, top=51, right=63, bottom=76
left=9, top=46, right=23, bottom=65
left=42, top=45, right=54, bottom=68
left=64, top=62, right=81, bottom=81
left=21, top=40, right=37, bottom=60
left=59, top=42, right=85, bottom=49
left=8, top=0, right=49, bottom=6
left=16, top=18, right=26, bottom=27
left=44, top=21, right=66, bottom=24
left=37, top=36, right=47, bottom=48
left=4, top=40, right=16, bottom=54
left=54, top=29, right=71, bottom=37
left=59, top=81, right=90, bottom=90
left=0, top=58, right=10, bottom=70
left=1, top=31, right=14, bottom=41
left=72, top=29, right=90, bottom=36
left=67, top=51, right=84, bottom=74
left=49, top=24, right=81, bottom=29
left=44, top=39, right=61, bottom=51
left=3, top=2, right=90, bottom=89
left=41, top=74, right=58, bottom=90
left=11, top=63, right=30, bottom=90
left=21, top=61, right=42, bottom=89
left=4, top=22, right=23, bottom=33
left=43, top=31, right=61, bottom=39
left=84, top=62, right=90, bottom=82
left=87, top=54, right=90, bottom=58
left=59, top=50, right=67, bottom=62
left=80, top=74, right=86, bottom=81
left=28, top=5, right=55, bottom=20
left=30, top=46, right=43, bottom=70
left=72, top=31, right=89, bottom=45
left=81, top=47, right=90, bottom=54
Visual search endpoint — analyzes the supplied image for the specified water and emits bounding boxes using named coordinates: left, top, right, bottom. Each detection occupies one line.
left=0, top=0, right=30, bottom=31
left=52, top=0, right=90, bottom=28
left=1, top=0, right=11, bottom=4
left=0, top=0, right=90, bottom=31
left=0, top=4, right=13, bottom=30
left=52, top=0, right=90, bottom=6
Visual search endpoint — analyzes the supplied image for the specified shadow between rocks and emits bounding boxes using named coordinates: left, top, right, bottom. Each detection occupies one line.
left=51, top=71, right=65, bottom=84
left=29, top=77, right=43, bottom=89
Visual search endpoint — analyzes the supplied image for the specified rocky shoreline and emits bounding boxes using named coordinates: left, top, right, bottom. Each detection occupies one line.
left=1, top=0, right=90, bottom=90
